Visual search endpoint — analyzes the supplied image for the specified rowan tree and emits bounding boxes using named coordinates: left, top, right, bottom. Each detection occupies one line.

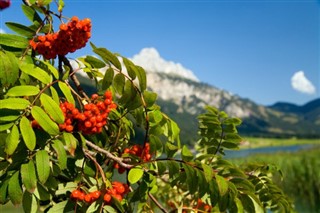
left=0, top=1, right=293, bottom=212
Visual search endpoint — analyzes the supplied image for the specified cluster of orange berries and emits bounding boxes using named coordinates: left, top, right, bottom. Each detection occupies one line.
left=103, top=181, right=129, bottom=204
left=114, top=143, right=152, bottom=174
left=70, top=182, right=129, bottom=204
left=70, top=189, right=101, bottom=204
left=29, top=16, right=91, bottom=59
left=59, top=91, right=116, bottom=135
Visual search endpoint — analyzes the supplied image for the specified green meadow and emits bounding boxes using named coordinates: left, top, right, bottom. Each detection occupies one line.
left=233, top=142, right=320, bottom=213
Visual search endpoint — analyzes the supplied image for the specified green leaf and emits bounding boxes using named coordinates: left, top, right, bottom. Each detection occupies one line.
left=102, top=68, right=114, bottom=90
left=202, top=163, right=213, bottom=183
left=50, top=87, right=60, bottom=105
left=0, top=179, right=9, bottom=204
left=58, top=82, right=75, bottom=105
left=118, top=79, right=137, bottom=106
left=0, top=123, right=14, bottom=132
left=35, top=59, right=59, bottom=79
left=91, top=43, right=122, bottom=70
left=216, top=174, right=229, bottom=196
left=40, top=93, right=65, bottom=124
left=5, top=22, right=35, bottom=38
left=135, top=66, right=147, bottom=91
left=36, top=150, right=50, bottom=184
left=20, top=63, right=51, bottom=84
left=181, top=145, right=193, bottom=162
left=143, top=90, right=157, bottom=108
left=5, top=125, right=20, bottom=155
left=0, top=109, right=20, bottom=122
left=182, top=164, right=197, bottom=194
left=104, top=205, right=118, bottom=213
left=224, top=117, right=242, bottom=126
left=221, top=141, right=239, bottom=149
left=0, top=98, right=30, bottom=110
left=52, top=140, right=67, bottom=170
left=55, top=182, right=77, bottom=196
left=0, top=50, right=19, bottom=86
left=224, top=133, right=242, bottom=143
left=239, top=194, right=255, bottom=213
left=33, top=182, right=50, bottom=201
left=167, top=161, right=180, bottom=179
left=8, top=171, right=23, bottom=206
left=128, top=167, right=144, bottom=184
left=62, top=132, right=77, bottom=156
left=20, top=116, right=36, bottom=151
left=122, top=57, right=136, bottom=80
left=47, top=200, right=68, bottom=213
left=20, top=160, right=37, bottom=193
left=113, top=73, right=125, bottom=95
left=31, top=106, right=59, bottom=135
left=85, top=55, right=106, bottom=68
left=0, top=34, right=29, bottom=49
left=165, top=143, right=179, bottom=158
left=22, top=191, right=38, bottom=213
left=6, top=86, right=40, bottom=97
left=21, top=4, right=42, bottom=24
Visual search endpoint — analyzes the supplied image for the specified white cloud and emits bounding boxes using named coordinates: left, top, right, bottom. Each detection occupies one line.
left=291, top=71, right=316, bottom=95
left=0, top=28, right=6, bottom=34
left=131, top=47, right=199, bottom=82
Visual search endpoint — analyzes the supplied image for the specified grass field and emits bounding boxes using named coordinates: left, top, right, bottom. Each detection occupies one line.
left=232, top=147, right=320, bottom=212
left=240, top=137, right=320, bottom=149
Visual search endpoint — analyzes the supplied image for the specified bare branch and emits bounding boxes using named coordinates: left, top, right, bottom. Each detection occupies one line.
left=85, top=140, right=133, bottom=169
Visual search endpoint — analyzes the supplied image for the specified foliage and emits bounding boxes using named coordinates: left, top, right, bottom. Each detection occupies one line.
left=0, top=1, right=294, bottom=212
left=232, top=148, right=320, bottom=213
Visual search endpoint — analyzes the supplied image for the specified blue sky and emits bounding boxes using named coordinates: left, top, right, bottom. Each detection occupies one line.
left=0, top=0, right=319, bottom=106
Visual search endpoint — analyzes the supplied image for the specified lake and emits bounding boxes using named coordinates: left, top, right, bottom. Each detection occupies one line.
left=224, top=144, right=316, bottom=158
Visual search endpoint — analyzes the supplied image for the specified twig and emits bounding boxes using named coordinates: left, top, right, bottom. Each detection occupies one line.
left=85, top=140, right=133, bottom=169
left=148, top=193, right=169, bottom=213
left=60, top=55, right=90, bottom=100
left=84, top=150, right=106, bottom=183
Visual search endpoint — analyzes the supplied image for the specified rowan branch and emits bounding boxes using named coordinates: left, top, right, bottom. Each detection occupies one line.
left=85, top=140, right=133, bottom=169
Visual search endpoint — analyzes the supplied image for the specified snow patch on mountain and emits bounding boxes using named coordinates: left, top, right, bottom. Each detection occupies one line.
left=131, top=48, right=199, bottom=82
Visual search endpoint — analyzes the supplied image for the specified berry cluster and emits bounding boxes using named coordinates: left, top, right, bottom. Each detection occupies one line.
left=59, top=91, right=116, bottom=135
left=29, top=16, right=91, bottom=59
left=70, top=189, right=101, bottom=204
left=70, top=182, right=129, bottom=205
left=103, top=181, right=129, bottom=204
left=114, top=143, right=151, bottom=174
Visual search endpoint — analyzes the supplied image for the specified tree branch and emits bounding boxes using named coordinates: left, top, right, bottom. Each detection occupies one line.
left=148, top=193, right=169, bottom=213
left=85, top=140, right=133, bottom=169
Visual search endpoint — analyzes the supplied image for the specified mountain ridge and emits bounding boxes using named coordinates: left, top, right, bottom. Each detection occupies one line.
left=145, top=71, right=320, bottom=144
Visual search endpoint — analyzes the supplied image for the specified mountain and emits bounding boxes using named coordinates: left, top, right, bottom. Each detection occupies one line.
left=269, top=99, right=320, bottom=127
left=145, top=72, right=320, bottom=144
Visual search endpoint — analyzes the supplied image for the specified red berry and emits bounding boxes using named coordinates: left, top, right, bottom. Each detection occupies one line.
left=84, top=194, right=92, bottom=203
left=78, top=192, right=85, bottom=201
left=103, top=193, right=111, bottom=203
left=65, top=125, right=74, bottom=132
left=104, top=91, right=112, bottom=99
left=91, top=191, right=101, bottom=199
left=113, top=194, right=123, bottom=202
left=91, top=94, right=99, bottom=100
left=84, top=121, right=92, bottom=128
left=71, top=189, right=81, bottom=199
